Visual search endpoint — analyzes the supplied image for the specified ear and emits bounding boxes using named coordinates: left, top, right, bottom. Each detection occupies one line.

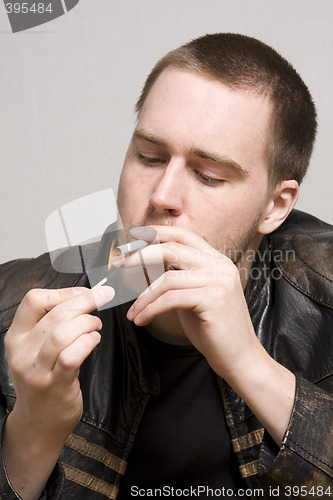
left=258, top=180, right=299, bottom=235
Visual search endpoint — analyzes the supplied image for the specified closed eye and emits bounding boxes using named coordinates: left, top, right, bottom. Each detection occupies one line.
left=137, top=153, right=167, bottom=166
left=196, top=170, right=224, bottom=186
left=137, top=153, right=224, bottom=186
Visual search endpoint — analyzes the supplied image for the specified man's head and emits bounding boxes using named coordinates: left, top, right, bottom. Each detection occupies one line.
left=117, top=33, right=316, bottom=264
left=135, top=33, right=317, bottom=188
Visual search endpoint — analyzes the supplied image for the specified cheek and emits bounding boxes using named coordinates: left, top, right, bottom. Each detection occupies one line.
left=196, top=191, right=259, bottom=238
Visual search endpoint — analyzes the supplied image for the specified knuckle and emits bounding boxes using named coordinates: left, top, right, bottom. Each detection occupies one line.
left=50, top=325, right=67, bottom=347
left=80, top=290, right=96, bottom=310
left=23, top=288, right=43, bottom=309
left=8, top=353, right=25, bottom=375
left=166, top=241, right=178, bottom=254
left=203, top=283, right=227, bottom=306
left=57, top=351, right=76, bottom=371
left=9, top=353, right=38, bottom=382
left=165, top=242, right=179, bottom=264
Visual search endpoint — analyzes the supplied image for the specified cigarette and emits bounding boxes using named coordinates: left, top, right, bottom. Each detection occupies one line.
left=93, top=239, right=148, bottom=288
left=115, top=239, right=148, bottom=254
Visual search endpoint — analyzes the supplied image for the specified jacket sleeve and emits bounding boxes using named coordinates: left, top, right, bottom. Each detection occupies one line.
left=258, top=375, right=333, bottom=497
left=0, top=376, right=65, bottom=499
left=0, top=255, right=85, bottom=499
left=0, top=415, right=21, bottom=499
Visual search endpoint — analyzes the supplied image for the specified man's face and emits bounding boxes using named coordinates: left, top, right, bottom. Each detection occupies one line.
left=117, top=67, right=273, bottom=262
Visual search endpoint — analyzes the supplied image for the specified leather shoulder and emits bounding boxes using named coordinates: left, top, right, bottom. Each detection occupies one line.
left=0, top=252, right=84, bottom=333
left=270, top=210, right=333, bottom=308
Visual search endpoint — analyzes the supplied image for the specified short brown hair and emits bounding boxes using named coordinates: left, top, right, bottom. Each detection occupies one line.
left=136, top=33, right=317, bottom=187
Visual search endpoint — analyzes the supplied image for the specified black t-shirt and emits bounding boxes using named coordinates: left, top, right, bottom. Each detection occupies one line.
left=118, top=328, right=248, bottom=499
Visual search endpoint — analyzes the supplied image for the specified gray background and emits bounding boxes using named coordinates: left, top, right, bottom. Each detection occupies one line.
left=0, top=0, right=332, bottom=263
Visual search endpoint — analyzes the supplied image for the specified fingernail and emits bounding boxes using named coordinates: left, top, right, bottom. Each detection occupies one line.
left=72, top=287, right=86, bottom=295
left=96, top=286, right=115, bottom=301
left=129, top=226, right=157, bottom=242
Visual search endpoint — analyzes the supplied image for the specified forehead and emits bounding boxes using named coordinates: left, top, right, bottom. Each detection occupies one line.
left=137, top=67, right=272, bottom=175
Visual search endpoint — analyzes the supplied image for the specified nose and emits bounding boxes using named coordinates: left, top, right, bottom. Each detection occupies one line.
left=148, top=160, right=185, bottom=217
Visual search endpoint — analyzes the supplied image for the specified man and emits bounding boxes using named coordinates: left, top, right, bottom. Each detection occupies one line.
left=0, top=33, right=332, bottom=499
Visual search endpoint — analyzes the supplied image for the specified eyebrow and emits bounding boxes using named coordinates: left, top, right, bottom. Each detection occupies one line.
left=191, top=148, right=249, bottom=177
left=133, top=128, right=249, bottom=177
left=133, top=129, right=167, bottom=147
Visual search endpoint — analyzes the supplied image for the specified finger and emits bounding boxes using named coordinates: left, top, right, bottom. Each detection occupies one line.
left=128, top=226, right=158, bottom=243
left=30, top=286, right=115, bottom=338
left=127, top=269, right=208, bottom=320
left=130, top=225, right=217, bottom=254
left=131, top=288, right=204, bottom=327
left=116, top=241, right=220, bottom=274
left=10, top=287, right=88, bottom=334
left=36, top=313, right=103, bottom=370
left=53, top=331, right=102, bottom=382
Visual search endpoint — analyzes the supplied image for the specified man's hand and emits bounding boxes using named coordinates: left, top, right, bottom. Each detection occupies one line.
left=127, top=226, right=255, bottom=374
left=126, top=226, right=295, bottom=445
left=2, top=286, right=114, bottom=500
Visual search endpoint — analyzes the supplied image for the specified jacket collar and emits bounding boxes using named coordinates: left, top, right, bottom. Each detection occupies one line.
left=270, top=210, right=333, bottom=308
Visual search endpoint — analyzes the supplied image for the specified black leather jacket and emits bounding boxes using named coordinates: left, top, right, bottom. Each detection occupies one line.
left=0, top=210, right=332, bottom=499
